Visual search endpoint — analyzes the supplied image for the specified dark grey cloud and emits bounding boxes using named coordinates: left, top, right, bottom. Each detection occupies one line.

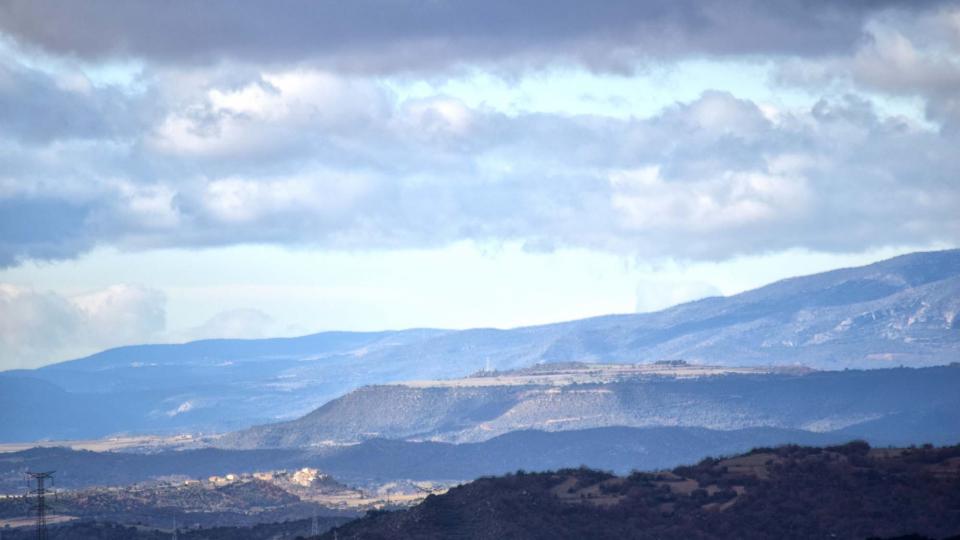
left=0, top=198, right=95, bottom=266
left=774, top=6, right=960, bottom=130
left=0, top=0, right=948, bottom=71
left=0, top=60, right=141, bottom=143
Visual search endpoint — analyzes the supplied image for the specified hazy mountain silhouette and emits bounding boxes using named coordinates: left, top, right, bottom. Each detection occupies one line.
left=2, top=249, right=958, bottom=441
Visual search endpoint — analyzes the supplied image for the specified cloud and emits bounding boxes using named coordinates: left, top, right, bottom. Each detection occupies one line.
left=0, top=198, right=93, bottom=266
left=0, top=74, right=958, bottom=264
left=0, top=47, right=150, bottom=144
left=0, top=1, right=948, bottom=72
left=0, top=286, right=295, bottom=368
left=0, top=283, right=165, bottom=368
left=776, top=5, right=960, bottom=129
left=71, top=285, right=167, bottom=346
left=0, top=5, right=957, bottom=267
left=609, top=167, right=811, bottom=232
left=172, top=309, right=281, bottom=342
left=635, top=280, right=722, bottom=313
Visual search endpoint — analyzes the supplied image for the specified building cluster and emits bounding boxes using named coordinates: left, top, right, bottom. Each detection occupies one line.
left=205, top=468, right=330, bottom=488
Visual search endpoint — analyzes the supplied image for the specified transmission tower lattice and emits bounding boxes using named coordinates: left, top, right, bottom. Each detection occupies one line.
left=171, top=517, right=179, bottom=540
left=311, top=512, right=320, bottom=536
left=26, top=471, right=55, bottom=540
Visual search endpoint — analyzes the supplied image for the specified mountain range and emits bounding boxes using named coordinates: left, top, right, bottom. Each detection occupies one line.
left=218, top=362, right=960, bottom=449
left=2, top=249, right=958, bottom=442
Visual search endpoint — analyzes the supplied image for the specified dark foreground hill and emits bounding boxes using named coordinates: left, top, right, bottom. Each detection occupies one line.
left=3, top=249, right=959, bottom=441
left=324, top=442, right=960, bottom=540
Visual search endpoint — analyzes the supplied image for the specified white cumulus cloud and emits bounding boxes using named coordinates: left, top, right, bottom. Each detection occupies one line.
left=0, top=284, right=166, bottom=368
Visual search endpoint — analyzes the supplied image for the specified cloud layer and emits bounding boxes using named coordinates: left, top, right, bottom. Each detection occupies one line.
left=1, top=1, right=944, bottom=71
left=0, top=1, right=957, bottom=268
left=1, top=72, right=957, bottom=265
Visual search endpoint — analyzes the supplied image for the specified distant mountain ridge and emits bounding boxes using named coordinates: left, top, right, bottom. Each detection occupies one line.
left=2, top=249, right=959, bottom=441
left=218, top=363, right=960, bottom=449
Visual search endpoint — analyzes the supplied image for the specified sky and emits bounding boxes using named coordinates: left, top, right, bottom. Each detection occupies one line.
left=0, top=0, right=958, bottom=369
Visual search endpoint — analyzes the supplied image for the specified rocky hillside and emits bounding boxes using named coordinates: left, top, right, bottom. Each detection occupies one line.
left=219, top=363, right=960, bottom=448
left=323, top=442, right=960, bottom=540
left=3, top=249, right=959, bottom=441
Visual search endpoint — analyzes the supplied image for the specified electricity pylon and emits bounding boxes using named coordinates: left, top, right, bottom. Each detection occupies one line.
left=26, top=471, right=55, bottom=540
